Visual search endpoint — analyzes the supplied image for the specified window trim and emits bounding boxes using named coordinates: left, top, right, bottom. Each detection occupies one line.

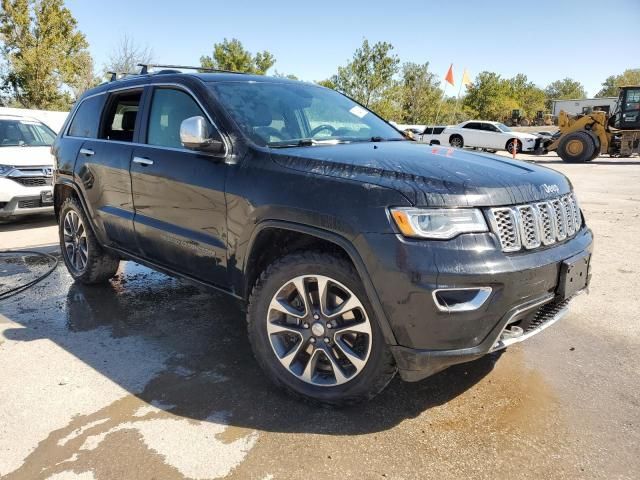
left=142, top=83, right=228, bottom=158
left=144, top=85, right=223, bottom=155
left=99, top=87, right=144, bottom=142
left=64, top=82, right=229, bottom=159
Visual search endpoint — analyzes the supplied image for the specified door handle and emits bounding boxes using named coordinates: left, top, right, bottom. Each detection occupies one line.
left=79, top=148, right=94, bottom=156
left=133, top=156, right=154, bottom=166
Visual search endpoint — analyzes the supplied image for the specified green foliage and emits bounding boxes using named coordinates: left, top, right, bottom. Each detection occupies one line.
left=398, top=62, right=442, bottom=124
left=507, top=73, right=546, bottom=117
left=596, top=69, right=640, bottom=97
left=463, top=72, right=518, bottom=121
left=329, top=39, right=400, bottom=118
left=0, top=0, right=92, bottom=109
left=200, top=38, right=275, bottom=75
left=543, top=78, right=587, bottom=109
left=273, top=70, right=298, bottom=80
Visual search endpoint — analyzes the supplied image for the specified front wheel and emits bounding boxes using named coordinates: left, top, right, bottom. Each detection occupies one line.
left=247, top=252, right=396, bottom=406
left=506, top=138, right=522, bottom=154
left=59, top=197, right=120, bottom=284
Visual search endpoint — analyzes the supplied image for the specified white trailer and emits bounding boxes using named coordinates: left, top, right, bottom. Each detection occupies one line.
left=551, top=97, right=618, bottom=117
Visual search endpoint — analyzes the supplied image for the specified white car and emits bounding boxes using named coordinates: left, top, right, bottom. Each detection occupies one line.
left=0, top=115, right=57, bottom=219
left=420, top=120, right=542, bottom=153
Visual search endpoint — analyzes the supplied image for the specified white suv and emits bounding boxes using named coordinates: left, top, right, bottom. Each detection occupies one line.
left=0, top=115, right=57, bottom=219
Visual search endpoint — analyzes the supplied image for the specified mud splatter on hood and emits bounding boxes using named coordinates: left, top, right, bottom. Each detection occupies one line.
left=270, top=141, right=572, bottom=207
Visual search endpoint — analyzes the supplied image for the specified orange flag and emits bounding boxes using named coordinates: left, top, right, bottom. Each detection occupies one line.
left=444, top=64, right=455, bottom=86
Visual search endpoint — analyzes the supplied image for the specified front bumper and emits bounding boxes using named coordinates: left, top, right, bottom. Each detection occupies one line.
left=0, top=177, right=54, bottom=217
left=356, top=226, right=593, bottom=381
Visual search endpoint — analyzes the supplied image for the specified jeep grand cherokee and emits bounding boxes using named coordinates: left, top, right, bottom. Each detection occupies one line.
left=52, top=68, right=593, bottom=405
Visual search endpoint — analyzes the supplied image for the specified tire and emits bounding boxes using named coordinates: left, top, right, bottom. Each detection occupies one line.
left=449, top=135, right=464, bottom=148
left=247, top=252, right=397, bottom=406
left=58, top=197, right=120, bottom=284
left=557, top=131, right=596, bottom=163
left=505, top=138, right=522, bottom=154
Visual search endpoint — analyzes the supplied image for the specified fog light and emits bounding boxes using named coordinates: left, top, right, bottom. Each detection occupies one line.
left=432, top=287, right=492, bottom=312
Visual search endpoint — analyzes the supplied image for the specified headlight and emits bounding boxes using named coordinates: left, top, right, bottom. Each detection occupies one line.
left=525, top=138, right=535, bottom=142
left=0, top=164, right=14, bottom=176
left=390, top=207, right=488, bottom=239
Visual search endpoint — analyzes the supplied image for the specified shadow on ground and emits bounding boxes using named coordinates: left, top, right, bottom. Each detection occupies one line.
left=1, top=258, right=500, bottom=436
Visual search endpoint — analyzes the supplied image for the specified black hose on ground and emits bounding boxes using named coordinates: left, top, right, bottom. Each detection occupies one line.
left=0, top=250, right=59, bottom=301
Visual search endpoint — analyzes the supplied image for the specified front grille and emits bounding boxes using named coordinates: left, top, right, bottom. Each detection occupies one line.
left=18, top=199, right=44, bottom=209
left=488, top=194, right=581, bottom=252
left=10, top=176, right=52, bottom=187
left=521, top=297, right=572, bottom=333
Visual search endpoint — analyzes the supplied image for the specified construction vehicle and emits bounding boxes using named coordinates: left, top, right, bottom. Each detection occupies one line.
left=533, top=111, right=555, bottom=126
left=546, top=86, right=640, bottom=162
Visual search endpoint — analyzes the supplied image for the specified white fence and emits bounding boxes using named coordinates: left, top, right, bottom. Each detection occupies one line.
left=0, top=107, right=69, bottom=133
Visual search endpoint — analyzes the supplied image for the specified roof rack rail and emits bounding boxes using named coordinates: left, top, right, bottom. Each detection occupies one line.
left=106, top=71, right=141, bottom=82
left=137, top=63, right=246, bottom=75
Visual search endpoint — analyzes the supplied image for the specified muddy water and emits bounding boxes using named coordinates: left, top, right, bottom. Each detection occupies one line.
left=1, top=253, right=638, bottom=480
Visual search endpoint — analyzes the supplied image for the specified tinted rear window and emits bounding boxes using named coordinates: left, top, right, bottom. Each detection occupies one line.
left=68, top=95, right=105, bottom=138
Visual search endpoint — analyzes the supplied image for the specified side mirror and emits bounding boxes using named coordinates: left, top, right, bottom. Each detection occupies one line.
left=180, top=116, right=224, bottom=154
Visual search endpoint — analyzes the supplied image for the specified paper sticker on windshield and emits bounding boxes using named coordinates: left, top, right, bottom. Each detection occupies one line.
left=349, top=106, right=368, bottom=118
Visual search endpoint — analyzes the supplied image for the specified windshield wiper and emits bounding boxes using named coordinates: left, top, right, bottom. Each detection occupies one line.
left=268, top=138, right=344, bottom=148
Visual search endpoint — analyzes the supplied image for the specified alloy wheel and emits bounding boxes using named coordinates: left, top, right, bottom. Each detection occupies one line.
left=63, top=210, right=88, bottom=272
left=451, top=137, right=463, bottom=148
left=266, top=275, right=372, bottom=387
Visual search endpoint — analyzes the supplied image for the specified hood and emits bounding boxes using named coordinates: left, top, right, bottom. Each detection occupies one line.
left=0, top=146, right=54, bottom=167
left=511, top=131, right=539, bottom=140
left=270, top=141, right=572, bottom=207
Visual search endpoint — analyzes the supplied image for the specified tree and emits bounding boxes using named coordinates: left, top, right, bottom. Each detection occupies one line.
left=0, top=0, right=93, bottom=109
left=398, top=62, right=441, bottom=124
left=104, top=34, right=153, bottom=76
left=544, top=78, right=587, bottom=109
left=463, top=71, right=517, bottom=121
left=596, top=69, right=640, bottom=97
left=273, top=70, right=298, bottom=80
left=329, top=39, right=400, bottom=118
left=200, top=38, right=275, bottom=74
left=507, top=73, right=546, bottom=117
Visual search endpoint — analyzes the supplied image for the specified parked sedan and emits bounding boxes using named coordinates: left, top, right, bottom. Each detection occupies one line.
left=421, top=120, right=542, bottom=153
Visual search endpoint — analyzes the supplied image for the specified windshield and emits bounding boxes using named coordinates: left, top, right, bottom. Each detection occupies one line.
left=209, top=81, right=404, bottom=147
left=496, top=123, right=512, bottom=132
left=0, top=119, right=56, bottom=147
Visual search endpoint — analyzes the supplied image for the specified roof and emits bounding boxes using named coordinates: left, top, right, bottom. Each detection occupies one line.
left=0, top=114, right=40, bottom=122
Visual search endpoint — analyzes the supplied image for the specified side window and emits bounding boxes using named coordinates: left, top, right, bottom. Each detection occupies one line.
left=483, top=123, right=499, bottom=132
left=68, top=95, right=104, bottom=138
left=463, top=122, right=479, bottom=129
left=147, top=88, right=215, bottom=149
left=100, top=90, right=142, bottom=142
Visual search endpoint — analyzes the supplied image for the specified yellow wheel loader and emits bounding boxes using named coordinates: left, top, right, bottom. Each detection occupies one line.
left=546, top=86, right=640, bottom=162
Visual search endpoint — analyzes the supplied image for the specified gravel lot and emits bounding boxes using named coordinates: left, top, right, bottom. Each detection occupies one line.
left=1, top=152, right=638, bottom=480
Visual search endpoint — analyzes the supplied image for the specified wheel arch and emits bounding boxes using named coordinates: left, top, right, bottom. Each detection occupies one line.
left=242, top=220, right=398, bottom=345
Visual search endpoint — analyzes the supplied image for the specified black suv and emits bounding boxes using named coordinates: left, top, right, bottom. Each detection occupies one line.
left=53, top=68, right=593, bottom=405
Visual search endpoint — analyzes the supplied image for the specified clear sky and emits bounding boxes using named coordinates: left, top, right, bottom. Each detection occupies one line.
left=65, top=0, right=639, bottom=96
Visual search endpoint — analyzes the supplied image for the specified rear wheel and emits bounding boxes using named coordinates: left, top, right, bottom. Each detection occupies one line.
left=449, top=135, right=464, bottom=148
left=59, top=197, right=120, bottom=284
left=558, top=131, right=596, bottom=163
left=247, top=252, right=396, bottom=406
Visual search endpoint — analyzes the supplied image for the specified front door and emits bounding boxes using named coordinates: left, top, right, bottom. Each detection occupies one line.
left=130, top=86, right=229, bottom=287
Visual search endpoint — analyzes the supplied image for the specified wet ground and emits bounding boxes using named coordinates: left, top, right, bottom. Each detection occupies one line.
left=1, top=154, right=639, bottom=479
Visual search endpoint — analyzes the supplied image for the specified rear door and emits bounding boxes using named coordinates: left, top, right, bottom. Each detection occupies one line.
left=130, top=85, right=229, bottom=287
left=72, top=88, right=144, bottom=250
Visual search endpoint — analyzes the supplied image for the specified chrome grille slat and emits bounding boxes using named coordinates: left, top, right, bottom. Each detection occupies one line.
left=489, top=194, right=581, bottom=252
left=516, top=205, right=541, bottom=249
